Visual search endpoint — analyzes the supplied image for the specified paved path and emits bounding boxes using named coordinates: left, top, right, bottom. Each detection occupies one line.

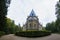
left=0, top=34, right=60, bottom=40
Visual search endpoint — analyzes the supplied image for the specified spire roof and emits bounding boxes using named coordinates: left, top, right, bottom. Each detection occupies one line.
left=29, top=9, right=36, bottom=16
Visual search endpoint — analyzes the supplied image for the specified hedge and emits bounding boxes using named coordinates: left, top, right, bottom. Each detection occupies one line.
left=0, top=31, right=5, bottom=37
left=15, top=30, right=51, bottom=37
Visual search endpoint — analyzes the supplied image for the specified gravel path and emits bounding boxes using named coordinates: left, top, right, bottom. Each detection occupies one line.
left=0, top=34, right=60, bottom=40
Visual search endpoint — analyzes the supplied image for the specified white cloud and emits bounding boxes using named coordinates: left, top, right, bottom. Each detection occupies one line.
left=7, top=0, right=58, bottom=26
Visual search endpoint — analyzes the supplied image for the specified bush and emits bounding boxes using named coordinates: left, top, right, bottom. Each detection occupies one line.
left=15, top=30, right=51, bottom=37
left=0, top=31, right=5, bottom=37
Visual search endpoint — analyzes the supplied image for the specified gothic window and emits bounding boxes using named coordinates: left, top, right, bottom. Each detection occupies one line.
left=33, top=24, right=36, bottom=29
left=30, top=23, right=32, bottom=27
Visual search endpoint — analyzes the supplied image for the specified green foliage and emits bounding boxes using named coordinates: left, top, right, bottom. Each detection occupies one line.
left=0, top=0, right=7, bottom=32
left=45, top=21, right=60, bottom=33
left=56, top=0, right=60, bottom=33
left=15, top=25, right=22, bottom=32
left=0, top=31, right=5, bottom=37
left=45, top=0, right=60, bottom=33
left=6, top=18, right=15, bottom=34
left=46, top=0, right=60, bottom=33
left=45, top=22, right=57, bottom=33
left=55, top=19, right=60, bottom=33
left=15, top=30, right=51, bottom=37
left=0, top=0, right=11, bottom=34
left=6, top=18, right=22, bottom=34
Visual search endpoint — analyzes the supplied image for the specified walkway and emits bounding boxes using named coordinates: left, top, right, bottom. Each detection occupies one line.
left=0, top=34, right=60, bottom=40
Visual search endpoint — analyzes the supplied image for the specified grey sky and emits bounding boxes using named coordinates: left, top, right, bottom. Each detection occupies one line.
left=7, top=0, right=58, bottom=26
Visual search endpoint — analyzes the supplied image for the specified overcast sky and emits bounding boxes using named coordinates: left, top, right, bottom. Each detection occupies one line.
left=7, top=0, right=58, bottom=26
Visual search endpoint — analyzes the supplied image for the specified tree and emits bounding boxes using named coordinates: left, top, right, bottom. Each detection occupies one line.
left=45, top=22, right=57, bottom=33
left=55, top=0, right=60, bottom=33
left=45, top=0, right=60, bottom=33
left=14, top=24, right=22, bottom=32
left=6, top=18, right=22, bottom=34
left=6, top=18, right=16, bottom=34
left=0, top=0, right=11, bottom=34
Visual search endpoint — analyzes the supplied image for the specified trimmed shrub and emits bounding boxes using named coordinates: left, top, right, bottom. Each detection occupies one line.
left=0, top=31, right=5, bottom=37
left=15, top=30, right=51, bottom=37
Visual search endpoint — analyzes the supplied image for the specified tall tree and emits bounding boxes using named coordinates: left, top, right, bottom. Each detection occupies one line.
left=6, top=18, right=22, bottom=34
left=0, top=0, right=11, bottom=33
left=45, top=22, right=56, bottom=33
left=55, top=0, right=60, bottom=32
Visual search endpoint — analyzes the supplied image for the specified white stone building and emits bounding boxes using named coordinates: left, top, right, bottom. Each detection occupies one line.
left=23, top=9, right=42, bottom=31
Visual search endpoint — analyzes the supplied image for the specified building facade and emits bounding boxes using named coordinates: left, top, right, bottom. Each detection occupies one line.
left=23, top=9, right=42, bottom=31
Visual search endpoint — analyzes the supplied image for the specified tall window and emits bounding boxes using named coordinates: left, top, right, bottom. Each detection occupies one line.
left=30, top=23, right=32, bottom=27
left=34, top=24, right=36, bottom=28
left=29, top=23, right=32, bottom=30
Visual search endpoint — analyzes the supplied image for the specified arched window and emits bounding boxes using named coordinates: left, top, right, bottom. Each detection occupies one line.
left=28, top=23, right=32, bottom=30
left=30, top=23, right=32, bottom=27
left=34, top=24, right=36, bottom=29
left=34, top=24, right=36, bottom=26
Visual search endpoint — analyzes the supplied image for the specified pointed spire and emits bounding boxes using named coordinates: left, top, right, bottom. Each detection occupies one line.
left=29, top=9, right=36, bottom=16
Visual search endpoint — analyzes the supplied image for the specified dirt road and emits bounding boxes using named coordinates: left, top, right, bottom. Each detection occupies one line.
left=0, top=34, right=60, bottom=40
